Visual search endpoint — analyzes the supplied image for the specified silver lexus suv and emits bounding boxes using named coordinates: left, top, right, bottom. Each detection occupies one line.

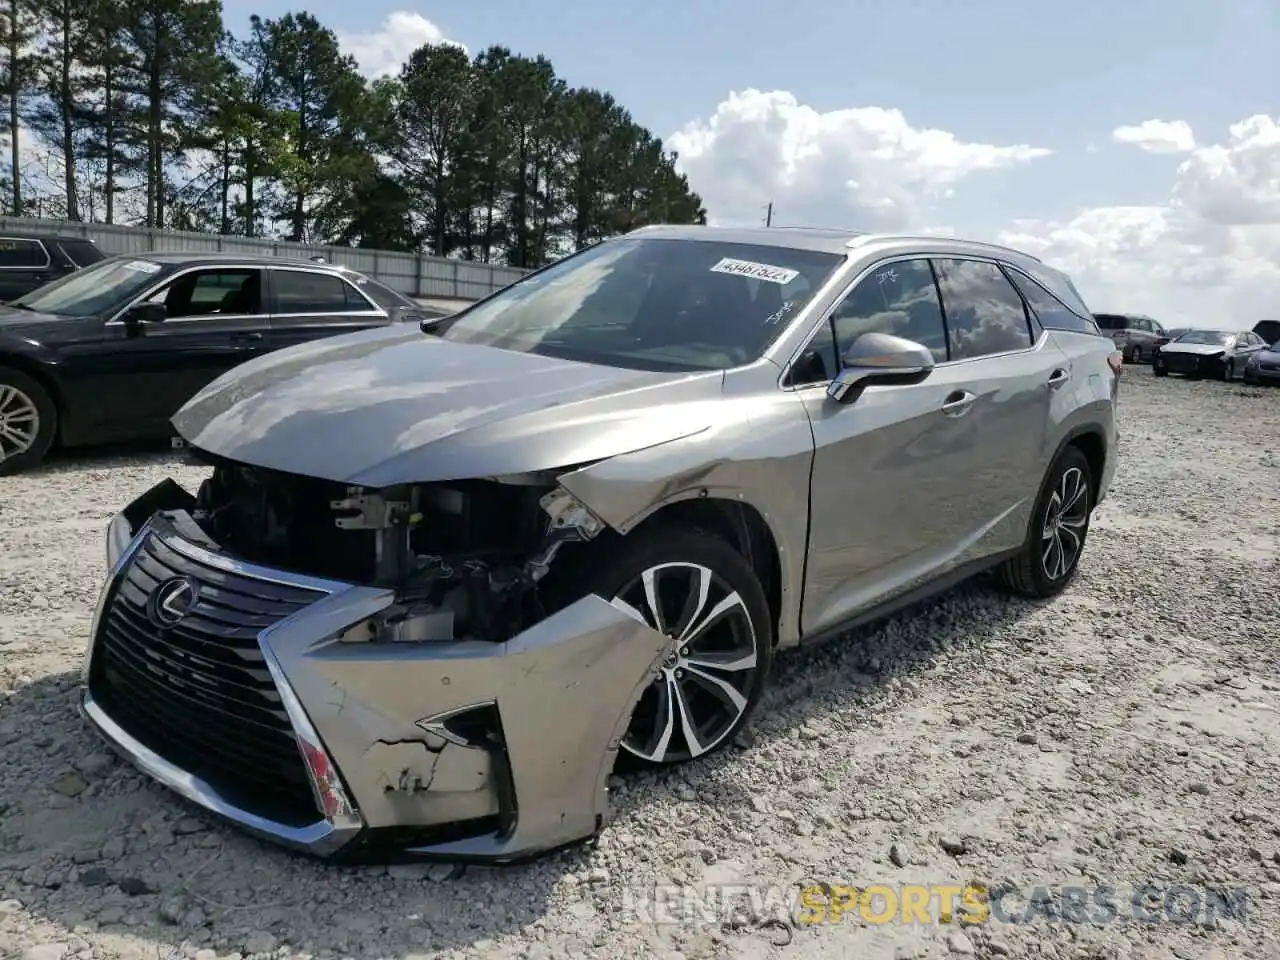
left=84, top=226, right=1121, bottom=864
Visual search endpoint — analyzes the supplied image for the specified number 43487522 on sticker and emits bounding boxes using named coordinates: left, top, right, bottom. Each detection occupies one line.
left=709, top=257, right=799, bottom=285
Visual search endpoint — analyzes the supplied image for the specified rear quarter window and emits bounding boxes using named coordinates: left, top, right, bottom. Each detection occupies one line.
left=1005, top=268, right=1102, bottom=336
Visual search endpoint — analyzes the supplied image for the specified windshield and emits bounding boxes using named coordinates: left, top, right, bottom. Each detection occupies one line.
left=1173, top=330, right=1232, bottom=345
left=13, top=256, right=164, bottom=316
left=424, top=237, right=844, bottom=372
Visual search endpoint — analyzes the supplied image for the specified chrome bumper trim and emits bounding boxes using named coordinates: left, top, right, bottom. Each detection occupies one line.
left=81, top=690, right=358, bottom=855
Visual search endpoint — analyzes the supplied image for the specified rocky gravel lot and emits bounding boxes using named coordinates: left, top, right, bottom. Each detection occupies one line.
left=1, top=366, right=1279, bottom=960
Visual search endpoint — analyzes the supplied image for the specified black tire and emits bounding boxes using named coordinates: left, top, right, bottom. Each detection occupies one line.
left=994, top=445, right=1093, bottom=600
left=0, top=365, right=57, bottom=476
left=1153, top=363, right=1168, bottom=377
left=1223, top=360, right=1235, bottom=382
left=546, top=524, right=772, bottom=770
left=1127, top=345, right=1142, bottom=364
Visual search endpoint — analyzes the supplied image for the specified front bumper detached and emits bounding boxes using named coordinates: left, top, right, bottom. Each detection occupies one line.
left=83, top=489, right=670, bottom=864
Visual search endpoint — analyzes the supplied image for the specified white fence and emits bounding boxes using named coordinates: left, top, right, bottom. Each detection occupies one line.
left=0, top=217, right=530, bottom=300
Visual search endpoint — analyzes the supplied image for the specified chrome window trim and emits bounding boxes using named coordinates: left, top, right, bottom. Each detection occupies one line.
left=0, top=236, right=51, bottom=270
left=105, top=262, right=387, bottom=326
left=777, top=252, right=1045, bottom=390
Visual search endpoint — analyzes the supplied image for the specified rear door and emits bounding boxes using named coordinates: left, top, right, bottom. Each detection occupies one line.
left=928, top=257, right=1066, bottom=560
left=0, top=237, right=59, bottom=301
left=264, top=266, right=390, bottom=350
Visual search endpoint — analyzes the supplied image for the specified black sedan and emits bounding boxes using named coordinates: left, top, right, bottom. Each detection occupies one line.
left=0, top=253, right=447, bottom=474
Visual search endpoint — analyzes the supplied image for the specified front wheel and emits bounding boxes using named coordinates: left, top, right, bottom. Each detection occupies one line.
left=995, top=446, right=1093, bottom=599
left=551, top=525, right=772, bottom=769
left=1223, top=360, right=1235, bottom=382
left=1153, top=363, right=1168, bottom=377
left=0, top=366, right=57, bottom=476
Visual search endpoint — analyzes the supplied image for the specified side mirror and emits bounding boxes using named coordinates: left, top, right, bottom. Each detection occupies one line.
left=827, top=331, right=936, bottom=404
left=123, top=302, right=166, bottom=326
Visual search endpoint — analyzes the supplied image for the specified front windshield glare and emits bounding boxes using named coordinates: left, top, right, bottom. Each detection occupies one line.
left=1174, top=330, right=1232, bottom=345
left=425, top=238, right=844, bottom=372
left=13, top=256, right=164, bottom=316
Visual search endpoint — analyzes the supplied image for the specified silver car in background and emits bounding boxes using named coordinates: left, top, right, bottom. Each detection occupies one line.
left=83, top=226, right=1121, bottom=864
left=1153, top=328, right=1269, bottom=380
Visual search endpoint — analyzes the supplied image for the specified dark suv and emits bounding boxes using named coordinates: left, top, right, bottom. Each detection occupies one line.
left=0, top=233, right=106, bottom=301
left=1093, top=313, right=1168, bottom=363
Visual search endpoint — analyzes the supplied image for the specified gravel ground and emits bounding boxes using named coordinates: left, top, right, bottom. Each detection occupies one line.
left=1, top=366, right=1279, bottom=960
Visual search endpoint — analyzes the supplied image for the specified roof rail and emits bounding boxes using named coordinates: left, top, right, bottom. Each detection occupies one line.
left=850, top=233, right=1043, bottom=263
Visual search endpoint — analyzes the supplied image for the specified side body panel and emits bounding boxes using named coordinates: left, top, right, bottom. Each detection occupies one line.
left=557, top=371, right=817, bottom=650
left=799, top=333, right=1066, bottom=636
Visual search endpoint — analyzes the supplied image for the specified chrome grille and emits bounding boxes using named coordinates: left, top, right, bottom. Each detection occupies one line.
left=89, top=530, right=327, bottom=827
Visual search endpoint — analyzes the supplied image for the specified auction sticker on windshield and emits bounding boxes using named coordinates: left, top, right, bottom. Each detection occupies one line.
left=710, top=258, right=799, bottom=285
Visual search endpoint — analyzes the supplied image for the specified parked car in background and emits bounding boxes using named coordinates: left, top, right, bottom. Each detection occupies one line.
left=1253, top=320, right=1280, bottom=346
left=1243, top=337, right=1280, bottom=385
left=84, top=225, right=1120, bottom=863
left=0, top=233, right=105, bottom=301
left=1152, top=329, right=1267, bottom=380
left=1093, top=313, right=1167, bottom=363
left=0, top=253, right=447, bottom=474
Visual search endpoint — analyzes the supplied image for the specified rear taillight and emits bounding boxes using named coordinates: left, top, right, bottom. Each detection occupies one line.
left=1107, top=352, right=1123, bottom=377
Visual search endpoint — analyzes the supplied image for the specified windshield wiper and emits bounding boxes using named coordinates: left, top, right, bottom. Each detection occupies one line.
left=8, top=302, right=33, bottom=310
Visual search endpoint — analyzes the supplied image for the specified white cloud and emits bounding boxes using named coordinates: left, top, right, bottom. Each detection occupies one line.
left=1112, top=119, right=1197, bottom=154
left=337, top=11, right=466, bottom=80
left=1000, top=115, right=1280, bottom=328
left=669, top=89, right=1052, bottom=232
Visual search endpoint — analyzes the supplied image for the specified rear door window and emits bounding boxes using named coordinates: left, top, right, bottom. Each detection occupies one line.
left=273, top=270, right=371, bottom=314
left=931, top=258, right=1034, bottom=360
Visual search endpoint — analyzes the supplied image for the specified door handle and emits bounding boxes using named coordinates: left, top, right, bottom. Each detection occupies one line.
left=1047, top=368, right=1070, bottom=389
left=232, top=332, right=264, bottom=343
left=941, top=390, right=977, bottom=417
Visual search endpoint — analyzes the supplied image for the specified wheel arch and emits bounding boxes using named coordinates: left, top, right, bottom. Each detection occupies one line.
left=0, top=352, right=66, bottom=440
left=619, top=496, right=785, bottom=648
left=1052, top=424, right=1107, bottom=505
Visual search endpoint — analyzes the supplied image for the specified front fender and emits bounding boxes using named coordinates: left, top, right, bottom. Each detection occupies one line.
left=557, top=392, right=816, bottom=648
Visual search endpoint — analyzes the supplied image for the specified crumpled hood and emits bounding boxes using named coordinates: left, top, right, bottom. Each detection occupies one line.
left=1160, top=341, right=1229, bottom=356
left=173, top=325, right=725, bottom=488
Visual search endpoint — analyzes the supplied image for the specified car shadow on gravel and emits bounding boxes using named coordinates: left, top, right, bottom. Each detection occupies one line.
left=1, top=575, right=1037, bottom=957
left=26, top=439, right=189, bottom=476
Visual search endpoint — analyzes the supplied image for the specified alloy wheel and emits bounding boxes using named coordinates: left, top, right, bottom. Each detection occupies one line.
left=1041, top=466, right=1089, bottom=581
left=609, top=562, right=759, bottom=764
left=0, top=384, right=40, bottom=464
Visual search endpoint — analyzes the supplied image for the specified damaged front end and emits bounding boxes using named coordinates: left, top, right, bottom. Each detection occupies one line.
left=85, top=456, right=668, bottom=863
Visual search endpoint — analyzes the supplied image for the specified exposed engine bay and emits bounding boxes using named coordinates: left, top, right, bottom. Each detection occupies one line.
left=189, top=451, right=604, bottom=643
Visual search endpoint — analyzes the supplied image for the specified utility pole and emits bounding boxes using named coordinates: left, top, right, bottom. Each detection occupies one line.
left=764, top=202, right=773, bottom=227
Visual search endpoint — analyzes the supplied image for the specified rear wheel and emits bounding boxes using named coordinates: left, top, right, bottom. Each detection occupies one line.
left=1126, top=344, right=1142, bottom=364
left=551, top=525, right=772, bottom=769
left=995, top=446, right=1093, bottom=599
left=0, top=366, right=56, bottom=476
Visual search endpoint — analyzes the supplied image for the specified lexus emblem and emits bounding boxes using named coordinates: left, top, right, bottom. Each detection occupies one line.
left=150, top=577, right=198, bottom=627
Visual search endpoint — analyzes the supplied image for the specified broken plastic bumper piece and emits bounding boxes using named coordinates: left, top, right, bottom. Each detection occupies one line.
left=81, top=503, right=669, bottom=863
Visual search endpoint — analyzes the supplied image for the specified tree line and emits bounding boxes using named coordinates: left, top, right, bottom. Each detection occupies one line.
left=0, top=2, right=706, bottom=268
